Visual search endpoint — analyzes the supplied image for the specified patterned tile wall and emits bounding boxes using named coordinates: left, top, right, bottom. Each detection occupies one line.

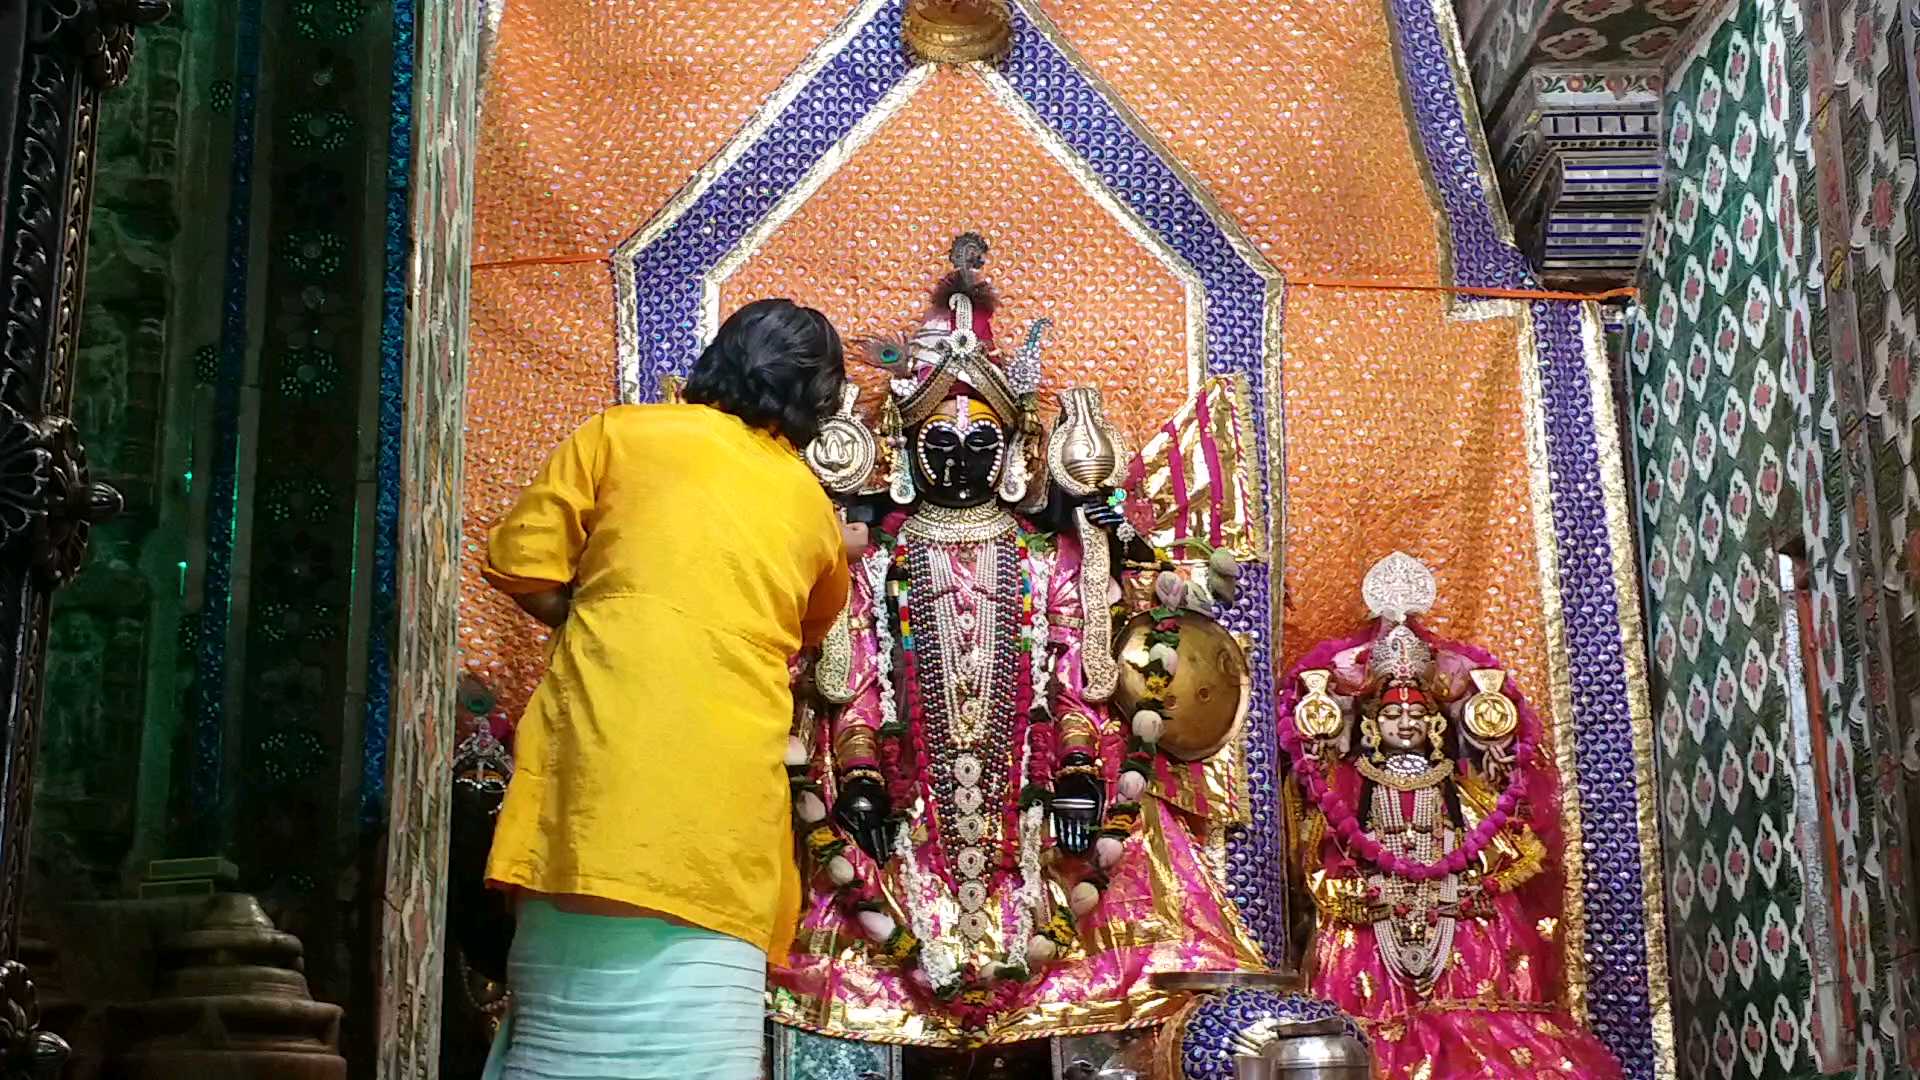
left=1628, top=0, right=1916, bottom=1073
left=1802, top=0, right=1920, bottom=1060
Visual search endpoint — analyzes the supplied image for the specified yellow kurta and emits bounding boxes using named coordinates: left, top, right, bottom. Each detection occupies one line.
left=483, top=403, right=849, bottom=958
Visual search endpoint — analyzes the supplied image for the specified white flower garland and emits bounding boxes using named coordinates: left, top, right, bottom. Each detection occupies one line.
left=895, top=817, right=960, bottom=992
left=864, top=549, right=897, bottom=731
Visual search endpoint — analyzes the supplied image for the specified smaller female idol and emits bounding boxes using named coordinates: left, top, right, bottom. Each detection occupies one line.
left=1279, top=552, right=1622, bottom=1079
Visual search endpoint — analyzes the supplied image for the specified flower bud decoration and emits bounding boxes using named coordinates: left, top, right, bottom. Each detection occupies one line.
left=794, top=791, right=828, bottom=824
left=784, top=736, right=810, bottom=768
left=1208, top=548, right=1242, bottom=580
left=857, top=910, right=897, bottom=944
left=1208, top=572, right=1238, bottom=604
left=1131, top=709, right=1165, bottom=742
left=827, top=856, right=857, bottom=887
left=1026, top=935, right=1058, bottom=966
left=1069, top=882, right=1101, bottom=918
left=1118, top=771, right=1148, bottom=801
left=1154, top=570, right=1185, bottom=609
left=1094, top=835, right=1125, bottom=869
left=1147, top=642, right=1179, bottom=674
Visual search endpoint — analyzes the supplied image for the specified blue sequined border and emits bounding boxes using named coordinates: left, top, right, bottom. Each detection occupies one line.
left=197, top=0, right=266, bottom=825
left=614, top=0, right=1289, bottom=959
left=1526, top=300, right=1659, bottom=1075
left=1387, top=0, right=1660, bottom=1072
left=363, top=0, right=417, bottom=823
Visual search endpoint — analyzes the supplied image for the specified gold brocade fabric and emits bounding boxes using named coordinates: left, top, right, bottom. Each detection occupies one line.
left=1129, top=375, right=1265, bottom=565
left=464, top=2, right=1557, bottom=726
left=721, top=66, right=1195, bottom=450
left=770, top=799, right=1263, bottom=1045
left=1278, top=288, right=1549, bottom=688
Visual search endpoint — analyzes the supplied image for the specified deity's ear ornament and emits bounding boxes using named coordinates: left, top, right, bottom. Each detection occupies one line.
left=804, top=383, right=880, bottom=496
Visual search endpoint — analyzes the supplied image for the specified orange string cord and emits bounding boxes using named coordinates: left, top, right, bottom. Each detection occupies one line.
left=468, top=254, right=1636, bottom=304
left=469, top=253, right=612, bottom=270
left=1288, top=278, right=1636, bottom=302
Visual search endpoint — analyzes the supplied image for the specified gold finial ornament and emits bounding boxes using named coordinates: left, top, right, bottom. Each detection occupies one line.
left=903, top=0, right=1013, bottom=65
left=1112, top=610, right=1250, bottom=761
left=1048, top=387, right=1126, bottom=498
left=1462, top=668, right=1520, bottom=742
left=805, top=383, right=879, bottom=495
left=660, top=374, right=687, bottom=404
left=1292, top=669, right=1345, bottom=742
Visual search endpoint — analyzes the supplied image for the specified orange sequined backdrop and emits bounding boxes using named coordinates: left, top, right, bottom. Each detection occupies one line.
left=464, top=0, right=1548, bottom=720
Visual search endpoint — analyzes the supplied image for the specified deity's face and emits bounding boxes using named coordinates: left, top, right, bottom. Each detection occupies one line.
left=911, top=394, right=1006, bottom=509
left=1374, top=701, right=1433, bottom=755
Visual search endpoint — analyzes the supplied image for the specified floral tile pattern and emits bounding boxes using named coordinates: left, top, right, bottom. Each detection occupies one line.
left=1631, top=0, right=1920, bottom=1073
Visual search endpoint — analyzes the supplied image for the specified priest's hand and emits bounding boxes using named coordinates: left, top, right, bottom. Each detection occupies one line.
left=833, top=775, right=892, bottom=863
left=1051, top=758, right=1105, bottom=857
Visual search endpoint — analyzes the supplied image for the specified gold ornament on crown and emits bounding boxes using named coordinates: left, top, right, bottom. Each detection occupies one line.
left=903, top=0, right=1012, bottom=65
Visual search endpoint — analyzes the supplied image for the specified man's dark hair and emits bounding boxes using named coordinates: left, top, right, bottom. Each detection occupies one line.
left=685, top=298, right=845, bottom=447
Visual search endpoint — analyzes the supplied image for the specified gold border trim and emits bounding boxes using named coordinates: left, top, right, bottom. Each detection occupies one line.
left=609, top=0, right=897, bottom=401
left=702, top=64, right=935, bottom=343
left=1578, top=301, right=1676, bottom=1078
left=1515, top=302, right=1593, bottom=1025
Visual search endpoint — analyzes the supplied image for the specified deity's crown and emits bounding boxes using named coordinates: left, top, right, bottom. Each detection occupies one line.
left=866, top=233, right=1038, bottom=428
left=1368, top=624, right=1435, bottom=692
left=1363, top=552, right=1437, bottom=700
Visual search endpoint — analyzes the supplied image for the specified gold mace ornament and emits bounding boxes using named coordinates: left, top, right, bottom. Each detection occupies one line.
left=903, top=0, right=1013, bottom=65
left=1112, top=610, right=1250, bottom=761
left=1462, top=668, right=1520, bottom=741
left=1292, top=669, right=1345, bottom=741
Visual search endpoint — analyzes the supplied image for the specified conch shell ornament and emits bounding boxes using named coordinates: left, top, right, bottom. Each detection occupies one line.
left=1048, top=387, right=1126, bottom=498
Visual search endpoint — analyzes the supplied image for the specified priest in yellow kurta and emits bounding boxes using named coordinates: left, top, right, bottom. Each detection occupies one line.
left=478, top=298, right=855, bottom=1080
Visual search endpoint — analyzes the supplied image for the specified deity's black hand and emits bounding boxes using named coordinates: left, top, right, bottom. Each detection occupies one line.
left=1079, top=495, right=1127, bottom=534
left=1050, top=761, right=1105, bottom=857
left=833, top=776, right=892, bottom=863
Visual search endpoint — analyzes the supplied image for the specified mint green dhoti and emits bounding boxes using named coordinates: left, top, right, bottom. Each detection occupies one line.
left=483, top=901, right=767, bottom=1080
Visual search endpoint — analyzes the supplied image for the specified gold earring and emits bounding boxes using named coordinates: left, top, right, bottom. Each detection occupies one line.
left=1360, top=717, right=1382, bottom=763
left=1427, top=714, right=1447, bottom=762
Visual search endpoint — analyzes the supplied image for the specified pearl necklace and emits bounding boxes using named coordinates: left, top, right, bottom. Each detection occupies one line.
left=1366, top=755, right=1460, bottom=991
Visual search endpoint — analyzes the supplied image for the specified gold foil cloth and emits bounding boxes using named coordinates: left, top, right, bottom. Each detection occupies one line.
left=720, top=64, right=1197, bottom=449
left=1130, top=374, right=1265, bottom=564
left=462, top=0, right=1583, bottom=1024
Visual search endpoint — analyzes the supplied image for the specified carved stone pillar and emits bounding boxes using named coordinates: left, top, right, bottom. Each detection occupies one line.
left=0, top=0, right=168, bottom=1074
